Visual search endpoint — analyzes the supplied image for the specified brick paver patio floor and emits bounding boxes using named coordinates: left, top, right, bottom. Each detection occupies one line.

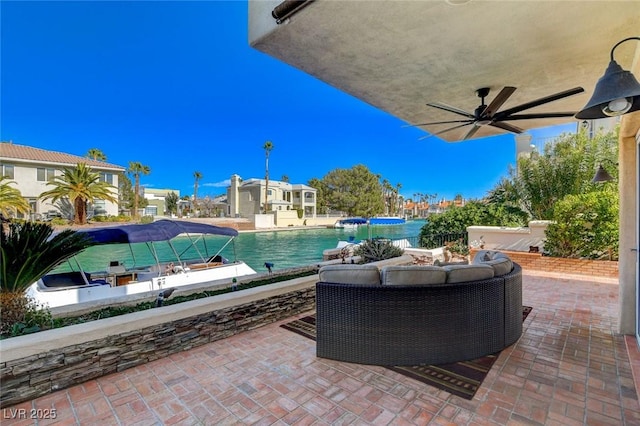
left=4, top=271, right=640, bottom=425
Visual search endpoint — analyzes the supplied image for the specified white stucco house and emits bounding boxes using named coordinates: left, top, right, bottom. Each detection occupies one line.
left=0, top=142, right=125, bottom=219
left=226, top=174, right=317, bottom=218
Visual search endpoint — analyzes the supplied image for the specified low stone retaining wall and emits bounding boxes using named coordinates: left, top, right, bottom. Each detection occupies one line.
left=0, top=277, right=316, bottom=408
left=470, top=249, right=619, bottom=279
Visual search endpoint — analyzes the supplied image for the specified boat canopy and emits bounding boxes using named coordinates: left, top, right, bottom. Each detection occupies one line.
left=79, top=220, right=238, bottom=245
left=339, top=217, right=368, bottom=225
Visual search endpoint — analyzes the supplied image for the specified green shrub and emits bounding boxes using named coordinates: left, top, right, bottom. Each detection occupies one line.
left=140, top=215, right=154, bottom=224
left=419, top=200, right=526, bottom=247
left=0, top=293, right=52, bottom=338
left=544, top=188, right=618, bottom=260
left=354, top=238, right=404, bottom=263
left=49, top=217, right=68, bottom=226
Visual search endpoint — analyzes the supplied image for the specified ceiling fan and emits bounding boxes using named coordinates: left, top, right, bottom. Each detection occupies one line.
left=408, top=86, right=585, bottom=141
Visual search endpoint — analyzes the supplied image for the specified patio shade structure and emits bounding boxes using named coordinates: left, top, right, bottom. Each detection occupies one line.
left=248, top=1, right=640, bottom=338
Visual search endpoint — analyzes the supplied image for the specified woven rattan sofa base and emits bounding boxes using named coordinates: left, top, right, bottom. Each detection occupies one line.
left=315, top=263, right=522, bottom=366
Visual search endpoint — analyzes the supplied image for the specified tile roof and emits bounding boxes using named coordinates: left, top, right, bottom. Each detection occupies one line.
left=0, top=142, right=125, bottom=171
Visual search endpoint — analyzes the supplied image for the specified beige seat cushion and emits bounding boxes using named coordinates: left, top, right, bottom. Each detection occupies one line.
left=318, top=264, right=381, bottom=285
left=381, top=265, right=447, bottom=285
left=444, top=264, right=495, bottom=284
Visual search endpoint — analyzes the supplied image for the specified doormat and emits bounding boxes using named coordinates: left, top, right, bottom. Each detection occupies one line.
left=281, top=306, right=532, bottom=400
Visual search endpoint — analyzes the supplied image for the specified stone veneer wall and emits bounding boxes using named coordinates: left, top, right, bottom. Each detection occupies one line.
left=470, top=249, right=619, bottom=279
left=1, top=255, right=415, bottom=409
left=0, top=282, right=315, bottom=408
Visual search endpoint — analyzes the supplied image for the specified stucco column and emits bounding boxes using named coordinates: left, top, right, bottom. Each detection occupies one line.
left=618, top=110, right=640, bottom=334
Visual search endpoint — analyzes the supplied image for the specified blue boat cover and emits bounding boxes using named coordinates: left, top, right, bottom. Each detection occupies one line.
left=339, top=217, right=368, bottom=225
left=79, top=220, right=238, bottom=244
left=368, top=217, right=406, bottom=225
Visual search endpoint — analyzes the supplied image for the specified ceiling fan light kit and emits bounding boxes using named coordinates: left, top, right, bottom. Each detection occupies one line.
left=575, top=36, right=640, bottom=120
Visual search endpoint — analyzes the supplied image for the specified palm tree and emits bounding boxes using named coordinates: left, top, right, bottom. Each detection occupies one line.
left=128, top=162, right=151, bottom=219
left=263, top=140, right=273, bottom=213
left=1, top=221, right=94, bottom=294
left=193, top=171, right=202, bottom=216
left=381, top=179, right=393, bottom=215
left=86, top=148, right=106, bottom=161
left=0, top=176, right=30, bottom=218
left=39, top=163, right=117, bottom=225
left=0, top=220, right=94, bottom=336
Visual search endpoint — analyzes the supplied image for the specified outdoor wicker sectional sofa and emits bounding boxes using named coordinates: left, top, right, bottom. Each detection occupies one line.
left=315, top=251, right=523, bottom=366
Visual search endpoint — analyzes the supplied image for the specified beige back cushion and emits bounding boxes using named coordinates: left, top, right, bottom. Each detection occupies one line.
left=381, top=265, right=447, bottom=285
left=318, top=264, right=381, bottom=285
left=484, top=258, right=513, bottom=276
left=444, top=264, right=495, bottom=284
left=472, top=250, right=513, bottom=276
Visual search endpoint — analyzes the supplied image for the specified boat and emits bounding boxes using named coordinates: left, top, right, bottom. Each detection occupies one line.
left=368, top=216, right=406, bottom=225
left=333, top=217, right=367, bottom=229
left=26, top=220, right=257, bottom=308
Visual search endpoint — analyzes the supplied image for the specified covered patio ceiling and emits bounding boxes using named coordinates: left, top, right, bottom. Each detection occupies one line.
left=249, top=0, right=640, bottom=142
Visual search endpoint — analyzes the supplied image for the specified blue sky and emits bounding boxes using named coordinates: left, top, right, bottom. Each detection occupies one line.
left=1, top=1, right=576, bottom=201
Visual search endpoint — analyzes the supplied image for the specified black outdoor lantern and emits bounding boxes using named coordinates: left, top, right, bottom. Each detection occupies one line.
left=591, top=164, right=615, bottom=183
left=575, top=37, right=640, bottom=119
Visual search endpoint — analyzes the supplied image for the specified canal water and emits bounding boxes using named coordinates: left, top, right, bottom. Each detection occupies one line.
left=58, top=220, right=426, bottom=274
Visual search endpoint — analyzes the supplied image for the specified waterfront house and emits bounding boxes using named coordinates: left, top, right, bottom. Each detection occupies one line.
left=226, top=173, right=317, bottom=218
left=143, top=188, right=180, bottom=217
left=0, top=141, right=125, bottom=219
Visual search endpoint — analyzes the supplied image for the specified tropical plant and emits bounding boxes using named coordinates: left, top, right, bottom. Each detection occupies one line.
left=128, top=162, right=151, bottom=219
left=263, top=140, right=273, bottom=213
left=0, top=221, right=94, bottom=337
left=487, top=129, right=618, bottom=220
left=0, top=176, right=30, bottom=217
left=193, top=171, right=202, bottom=215
left=354, top=238, right=404, bottom=263
left=394, top=182, right=402, bottom=215
left=544, top=187, right=619, bottom=260
left=39, top=163, right=118, bottom=225
left=86, top=148, right=106, bottom=161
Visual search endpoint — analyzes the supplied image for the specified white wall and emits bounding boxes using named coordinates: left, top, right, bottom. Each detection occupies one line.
left=467, top=221, right=551, bottom=252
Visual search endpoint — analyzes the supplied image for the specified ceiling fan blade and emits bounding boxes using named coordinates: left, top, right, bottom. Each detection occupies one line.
left=483, top=86, right=516, bottom=117
left=500, top=112, right=577, bottom=121
left=417, top=122, right=472, bottom=140
left=495, top=87, right=584, bottom=118
left=489, top=121, right=524, bottom=134
left=462, top=125, right=481, bottom=140
left=426, top=102, right=475, bottom=119
left=402, top=119, right=474, bottom=128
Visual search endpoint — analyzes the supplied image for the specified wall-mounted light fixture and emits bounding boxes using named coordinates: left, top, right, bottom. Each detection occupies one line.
left=575, top=37, right=640, bottom=119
